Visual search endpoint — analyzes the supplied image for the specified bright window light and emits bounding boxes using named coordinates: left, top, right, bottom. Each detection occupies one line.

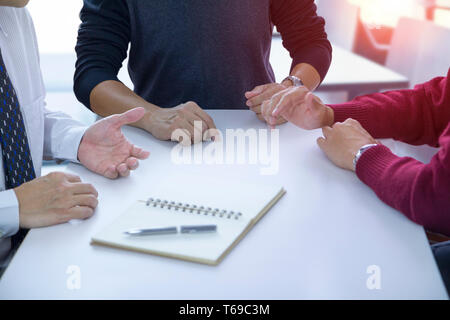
left=347, top=0, right=425, bottom=27
left=27, top=0, right=83, bottom=53
left=435, top=9, right=450, bottom=27
left=436, top=0, right=450, bottom=5
left=435, top=0, right=450, bottom=28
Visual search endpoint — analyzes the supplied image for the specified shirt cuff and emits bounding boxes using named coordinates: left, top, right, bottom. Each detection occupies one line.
left=0, top=189, right=19, bottom=239
left=57, top=126, right=88, bottom=163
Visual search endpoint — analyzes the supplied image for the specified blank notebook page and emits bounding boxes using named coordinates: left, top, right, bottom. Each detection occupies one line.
left=92, top=175, right=285, bottom=265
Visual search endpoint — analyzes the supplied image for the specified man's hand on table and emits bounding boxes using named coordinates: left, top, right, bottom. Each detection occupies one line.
left=317, top=119, right=379, bottom=172
left=14, top=107, right=150, bottom=229
left=14, top=172, right=98, bottom=228
left=89, top=81, right=216, bottom=146
left=78, top=107, right=150, bottom=179
left=140, top=101, right=216, bottom=145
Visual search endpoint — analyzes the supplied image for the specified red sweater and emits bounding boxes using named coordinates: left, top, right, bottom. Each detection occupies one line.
left=330, top=69, right=450, bottom=236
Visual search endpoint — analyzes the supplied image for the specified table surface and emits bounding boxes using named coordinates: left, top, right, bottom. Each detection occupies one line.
left=0, top=109, right=447, bottom=299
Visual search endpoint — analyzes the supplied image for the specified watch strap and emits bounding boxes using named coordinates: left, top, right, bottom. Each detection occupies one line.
left=353, top=144, right=378, bottom=170
left=282, top=75, right=304, bottom=87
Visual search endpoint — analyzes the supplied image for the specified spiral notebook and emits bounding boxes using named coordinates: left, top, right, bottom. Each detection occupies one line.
left=91, top=178, right=285, bottom=265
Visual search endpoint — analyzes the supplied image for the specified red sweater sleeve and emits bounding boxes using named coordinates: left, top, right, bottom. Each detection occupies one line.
left=355, top=134, right=450, bottom=236
left=329, top=70, right=450, bottom=235
left=270, top=0, right=332, bottom=82
left=330, top=69, right=450, bottom=146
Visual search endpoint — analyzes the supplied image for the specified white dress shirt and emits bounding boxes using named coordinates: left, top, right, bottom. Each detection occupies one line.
left=0, top=7, right=87, bottom=265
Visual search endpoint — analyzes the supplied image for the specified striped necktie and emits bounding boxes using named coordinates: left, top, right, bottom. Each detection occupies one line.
left=0, top=49, right=36, bottom=247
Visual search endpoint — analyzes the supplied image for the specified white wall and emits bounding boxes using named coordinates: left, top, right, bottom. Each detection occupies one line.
left=28, top=0, right=83, bottom=54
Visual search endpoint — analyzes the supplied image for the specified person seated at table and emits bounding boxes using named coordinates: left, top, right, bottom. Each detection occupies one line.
left=73, top=0, right=332, bottom=144
left=0, top=1, right=150, bottom=275
left=260, top=68, right=450, bottom=293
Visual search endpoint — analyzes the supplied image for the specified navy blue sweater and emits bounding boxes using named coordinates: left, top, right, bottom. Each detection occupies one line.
left=74, top=0, right=331, bottom=110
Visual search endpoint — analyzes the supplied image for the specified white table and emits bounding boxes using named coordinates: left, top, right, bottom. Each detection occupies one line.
left=270, top=37, right=409, bottom=99
left=0, top=108, right=447, bottom=299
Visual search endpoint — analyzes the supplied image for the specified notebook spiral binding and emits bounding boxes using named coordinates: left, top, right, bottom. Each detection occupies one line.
left=140, top=198, right=243, bottom=220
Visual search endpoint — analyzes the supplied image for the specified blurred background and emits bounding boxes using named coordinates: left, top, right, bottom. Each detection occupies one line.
left=27, top=0, right=450, bottom=169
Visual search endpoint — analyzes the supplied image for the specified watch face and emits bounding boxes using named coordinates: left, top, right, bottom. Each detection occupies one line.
left=292, top=76, right=303, bottom=87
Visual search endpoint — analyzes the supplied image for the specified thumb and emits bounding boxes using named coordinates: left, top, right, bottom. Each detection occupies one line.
left=111, top=107, right=146, bottom=127
left=316, top=136, right=327, bottom=151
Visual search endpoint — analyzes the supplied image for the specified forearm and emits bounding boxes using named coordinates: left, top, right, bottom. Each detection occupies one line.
left=90, top=80, right=159, bottom=131
left=283, top=62, right=321, bottom=91
left=329, top=75, right=449, bottom=145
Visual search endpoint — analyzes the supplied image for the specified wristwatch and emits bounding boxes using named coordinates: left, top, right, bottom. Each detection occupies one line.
left=353, top=144, right=378, bottom=170
left=282, top=75, right=304, bottom=87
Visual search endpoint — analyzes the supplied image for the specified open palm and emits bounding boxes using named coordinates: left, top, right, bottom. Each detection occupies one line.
left=78, top=108, right=150, bottom=179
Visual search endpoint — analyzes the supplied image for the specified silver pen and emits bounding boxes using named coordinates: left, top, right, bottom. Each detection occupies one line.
left=124, top=226, right=178, bottom=236
left=124, top=225, right=217, bottom=236
left=180, top=224, right=217, bottom=234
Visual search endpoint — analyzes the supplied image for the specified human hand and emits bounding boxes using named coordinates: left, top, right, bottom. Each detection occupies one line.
left=317, top=118, right=379, bottom=171
left=262, top=87, right=334, bottom=130
left=14, top=172, right=98, bottom=228
left=142, top=101, right=216, bottom=145
left=78, top=107, right=150, bottom=179
left=245, top=82, right=291, bottom=124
